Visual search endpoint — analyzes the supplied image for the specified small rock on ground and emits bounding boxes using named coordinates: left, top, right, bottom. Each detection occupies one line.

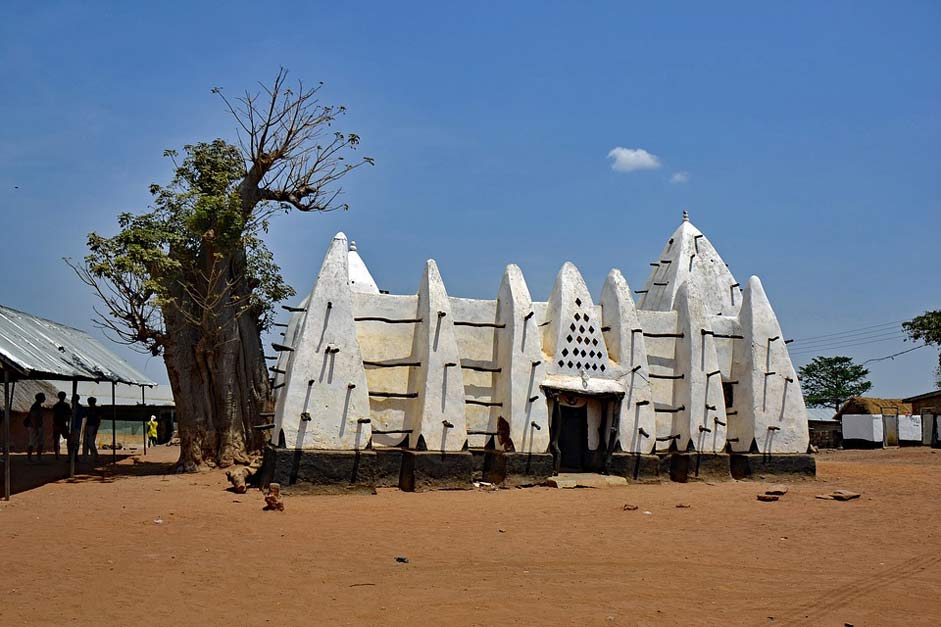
left=757, top=494, right=779, bottom=502
left=831, top=489, right=861, bottom=501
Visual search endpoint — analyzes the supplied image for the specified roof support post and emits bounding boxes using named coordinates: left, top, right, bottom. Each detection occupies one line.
left=111, top=382, right=117, bottom=467
left=141, top=386, right=147, bottom=456
left=69, top=379, right=78, bottom=479
left=3, top=369, right=11, bottom=501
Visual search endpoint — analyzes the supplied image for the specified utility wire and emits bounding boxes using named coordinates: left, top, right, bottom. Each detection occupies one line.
left=789, top=335, right=909, bottom=356
left=861, top=344, right=927, bottom=365
left=790, top=325, right=904, bottom=347
left=790, top=330, right=906, bottom=351
left=790, top=319, right=905, bottom=343
left=791, top=329, right=905, bottom=349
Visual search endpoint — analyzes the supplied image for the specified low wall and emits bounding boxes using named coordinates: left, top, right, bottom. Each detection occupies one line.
left=842, top=415, right=882, bottom=443
left=899, top=414, right=923, bottom=442
left=841, top=414, right=923, bottom=447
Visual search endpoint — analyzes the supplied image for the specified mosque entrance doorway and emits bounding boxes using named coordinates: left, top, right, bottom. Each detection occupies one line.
left=557, top=404, right=589, bottom=471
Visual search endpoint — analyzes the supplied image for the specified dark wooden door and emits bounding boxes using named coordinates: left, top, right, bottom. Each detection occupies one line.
left=558, top=404, right=588, bottom=471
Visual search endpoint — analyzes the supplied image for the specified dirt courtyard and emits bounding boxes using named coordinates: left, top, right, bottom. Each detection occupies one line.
left=1, top=447, right=939, bottom=626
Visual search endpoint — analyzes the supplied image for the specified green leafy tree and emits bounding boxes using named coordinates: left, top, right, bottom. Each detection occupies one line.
left=797, top=355, right=873, bottom=412
left=903, top=310, right=941, bottom=388
left=70, top=70, right=372, bottom=470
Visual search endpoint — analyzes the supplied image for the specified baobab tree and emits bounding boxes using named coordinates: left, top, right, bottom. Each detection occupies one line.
left=71, top=70, right=372, bottom=470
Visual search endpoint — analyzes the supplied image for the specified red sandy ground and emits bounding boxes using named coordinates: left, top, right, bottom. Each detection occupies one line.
left=1, top=447, right=940, bottom=626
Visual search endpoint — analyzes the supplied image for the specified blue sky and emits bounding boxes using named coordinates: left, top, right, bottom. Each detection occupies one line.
left=1, top=2, right=938, bottom=396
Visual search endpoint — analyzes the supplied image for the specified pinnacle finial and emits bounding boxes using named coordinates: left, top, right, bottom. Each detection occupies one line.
left=350, top=240, right=358, bottom=252
left=682, top=209, right=689, bottom=222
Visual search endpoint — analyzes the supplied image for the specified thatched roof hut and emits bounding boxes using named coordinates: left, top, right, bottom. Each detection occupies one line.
left=835, top=397, right=913, bottom=418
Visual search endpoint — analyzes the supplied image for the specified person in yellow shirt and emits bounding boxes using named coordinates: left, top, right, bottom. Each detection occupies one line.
left=147, top=415, right=158, bottom=447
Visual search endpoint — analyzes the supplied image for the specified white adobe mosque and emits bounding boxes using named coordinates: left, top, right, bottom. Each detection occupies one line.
left=262, top=212, right=813, bottom=491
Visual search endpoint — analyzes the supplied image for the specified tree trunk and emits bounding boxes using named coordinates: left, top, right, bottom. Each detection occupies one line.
left=161, top=250, right=271, bottom=471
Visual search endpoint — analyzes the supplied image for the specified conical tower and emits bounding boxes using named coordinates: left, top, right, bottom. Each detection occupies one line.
left=732, top=276, right=809, bottom=453
left=639, top=211, right=741, bottom=317
left=347, top=240, right=380, bottom=294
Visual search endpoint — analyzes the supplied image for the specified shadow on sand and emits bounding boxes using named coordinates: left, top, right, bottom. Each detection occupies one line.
left=1, top=451, right=176, bottom=498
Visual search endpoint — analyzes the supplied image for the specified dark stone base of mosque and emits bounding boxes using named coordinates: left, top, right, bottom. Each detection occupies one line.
left=728, top=453, right=817, bottom=480
left=258, top=447, right=379, bottom=495
left=373, top=447, right=405, bottom=488
left=259, top=446, right=475, bottom=493
left=398, top=450, right=475, bottom=491
left=608, top=453, right=662, bottom=483
left=659, top=452, right=732, bottom=482
left=471, top=450, right=556, bottom=486
left=259, top=445, right=817, bottom=493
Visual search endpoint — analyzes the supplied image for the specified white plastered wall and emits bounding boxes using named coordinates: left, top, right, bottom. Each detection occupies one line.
left=673, top=281, right=728, bottom=453
left=842, top=415, right=883, bottom=442
left=450, top=297, right=499, bottom=449
left=599, top=269, right=656, bottom=454
left=273, top=233, right=372, bottom=450
left=494, top=265, right=550, bottom=454
left=733, top=276, right=809, bottom=453
left=352, top=292, right=419, bottom=447
left=636, top=309, right=680, bottom=451
left=404, top=261, right=468, bottom=451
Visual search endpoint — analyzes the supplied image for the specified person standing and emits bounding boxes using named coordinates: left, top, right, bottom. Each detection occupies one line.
left=147, top=415, right=158, bottom=447
left=51, top=391, right=71, bottom=460
left=82, top=397, right=101, bottom=462
left=68, top=394, right=85, bottom=463
left=25, top=392, right=46, bottom=462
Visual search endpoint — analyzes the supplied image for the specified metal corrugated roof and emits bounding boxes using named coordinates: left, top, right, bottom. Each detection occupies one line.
left=806, top=407, right=837, bottom=422
left=0, top=304, right=155, bottom=386
left=75, top=381, right=173, bottom=406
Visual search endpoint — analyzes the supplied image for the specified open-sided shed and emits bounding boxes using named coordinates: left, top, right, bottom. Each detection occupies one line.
left=0, top=304, right=155, bottom=500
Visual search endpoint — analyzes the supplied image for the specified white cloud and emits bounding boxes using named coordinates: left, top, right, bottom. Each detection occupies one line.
left=607, top=146, right=661, bottom=172
left=670, top=171, right=689, bottom=184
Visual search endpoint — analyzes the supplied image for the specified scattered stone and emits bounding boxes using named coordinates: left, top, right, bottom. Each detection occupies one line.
left=547, top=477, right=578, bottom=489
left=394, top=556, right=409, bottom=564
left=153, top=517, right=163, bottom=524
left=263, top=483, right=285, bottom=511
left=676, top=503, right=691, bottom=509
left=498, top=528, right=506, bottom=533
left=623, top=504, right=639, bottom=511
left=548, top=474, right=628, bottom=489
left=816, top=489, right=861, bottom=501
left=831, top=490, right=861, bottom=501
left=757, top=494, right=779, bottom=502
left=642, top=511, right=653, bottom=516
left=765, top=485, right=788, bottom=496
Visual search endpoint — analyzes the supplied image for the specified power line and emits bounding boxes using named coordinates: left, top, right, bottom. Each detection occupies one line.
left=791, top=329, right=905, bottom=349
left=789, top=334, right=909, bottom=356
left=789, top=330, right=906, bottom=351
left=790, top=325, right=905, bottom=347
left=861, top=344, right=927, bottom=365
left=790, top=319, right=906, bottom=343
